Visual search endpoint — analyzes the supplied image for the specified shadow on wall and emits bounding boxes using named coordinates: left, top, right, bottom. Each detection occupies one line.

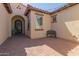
left=52, top=16, right=79, bottom=42
left=51, top=19, right=79, bottom=55
left=65, top=20, right=79, bottom=40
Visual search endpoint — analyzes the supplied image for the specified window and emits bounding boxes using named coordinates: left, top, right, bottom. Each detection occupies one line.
left=51, top=15, right=57, bottom=23
left=35, top=14, right=43, bottom=30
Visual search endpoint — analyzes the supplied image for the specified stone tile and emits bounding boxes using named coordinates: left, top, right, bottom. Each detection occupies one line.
left=0, top=34, right=79, bottom=56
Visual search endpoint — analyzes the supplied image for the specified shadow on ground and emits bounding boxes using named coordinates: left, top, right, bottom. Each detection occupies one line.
left=0, top=34, right=78, bottom=56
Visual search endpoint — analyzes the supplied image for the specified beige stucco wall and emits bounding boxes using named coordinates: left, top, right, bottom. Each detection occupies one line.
left=52, top=4, right=79, bottom=42
left=9, top=3, right=28, bottom=37
left=0, top=4, right=10, bottom=45
left=30, top=10, right=51, bottom=39
left=9, top=14, right=28, bottom=37
left=1, top=3, right=79, bottom=44
left=27, top=12, right=31, bottom=38
left=10, top=3, right=26, bottom=15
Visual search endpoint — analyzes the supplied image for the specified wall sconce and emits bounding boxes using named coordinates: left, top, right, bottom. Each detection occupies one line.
left=16, top=4, right=21, bottom=9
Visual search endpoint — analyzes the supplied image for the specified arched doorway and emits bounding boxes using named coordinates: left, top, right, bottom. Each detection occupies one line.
left=15, top=20, right=22, bottom=34
left=12, top=15, right=25, bottom=35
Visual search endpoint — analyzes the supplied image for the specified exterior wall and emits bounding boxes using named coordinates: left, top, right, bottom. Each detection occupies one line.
left=10, top=3, right=26, bottom=15
left=0, top=4, right=10, bottom=45
left=30, top=10, right=51, bottom=39
left=51, top=4, right=79, bottom=42
left=1, top=3, right=79, bottom=45
left=27, top=12, right=31, bottom=38
left=9, top=3, right=28, bottom=37
left=9, top=14, right=28, bottom=37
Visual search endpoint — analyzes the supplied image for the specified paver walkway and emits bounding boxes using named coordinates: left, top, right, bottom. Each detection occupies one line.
left=0, top=34, right=79, bottom=56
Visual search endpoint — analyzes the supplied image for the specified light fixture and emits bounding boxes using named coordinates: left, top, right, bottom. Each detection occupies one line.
left=16, top=4, right=21, bottom=9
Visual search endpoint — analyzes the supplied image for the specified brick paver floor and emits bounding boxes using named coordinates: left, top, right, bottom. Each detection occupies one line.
left=0, top=34, right=79, bottom=56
